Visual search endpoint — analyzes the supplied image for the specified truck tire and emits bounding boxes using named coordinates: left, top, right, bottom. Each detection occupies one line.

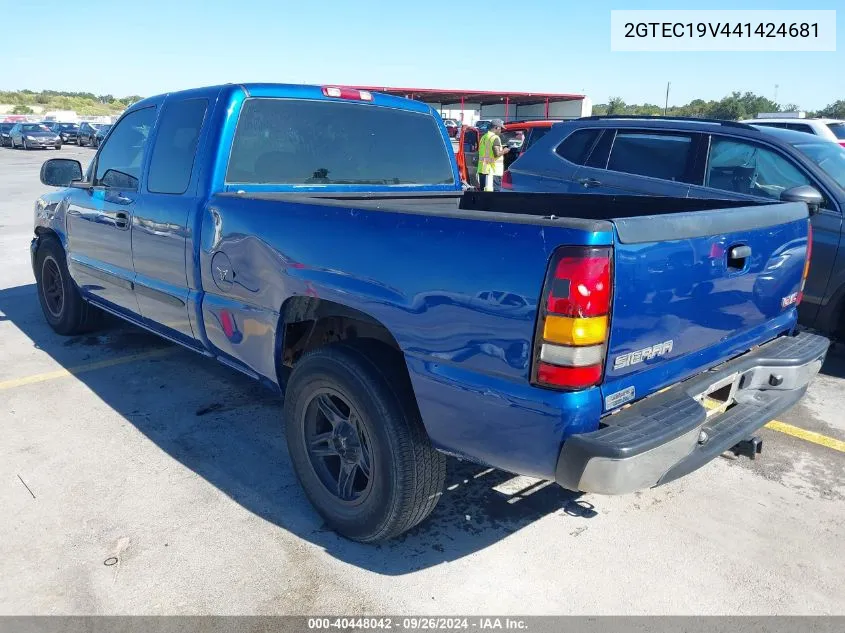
left=35, top=236, right=103, bottom=335
left=284, top=343, right=445, bottom=542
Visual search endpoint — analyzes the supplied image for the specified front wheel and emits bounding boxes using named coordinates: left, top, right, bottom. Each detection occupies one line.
left=35, top=236, right=103, bottom=335
left=22, top=139, right=28, bottom=150
left=284, top=344, right=445, bottom=542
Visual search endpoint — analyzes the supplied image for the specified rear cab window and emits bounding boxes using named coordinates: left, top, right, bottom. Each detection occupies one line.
left=827, top=123, right=845, bottom=140
left=785, top=123, right=815, bottom=134
left=226, top=98, right=455, bottom=187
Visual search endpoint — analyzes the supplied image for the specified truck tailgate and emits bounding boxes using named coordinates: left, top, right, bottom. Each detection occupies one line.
left=601, top=202, right=810, bottom=412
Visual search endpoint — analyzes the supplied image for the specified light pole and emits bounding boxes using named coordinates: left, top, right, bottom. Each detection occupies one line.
left=664, top=82, right=671, bottom=115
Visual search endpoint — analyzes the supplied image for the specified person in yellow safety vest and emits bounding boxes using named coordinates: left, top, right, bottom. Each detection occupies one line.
left=476, top=119, right=510, bottom=192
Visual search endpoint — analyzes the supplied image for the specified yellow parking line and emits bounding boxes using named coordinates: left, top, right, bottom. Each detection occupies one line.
left=0, top=348, right=176, bottom=391
left=765, top=420, right=845, bottom=453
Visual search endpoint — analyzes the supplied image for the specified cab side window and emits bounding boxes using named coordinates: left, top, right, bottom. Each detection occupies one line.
left=606, top=131, right=697, bottom=182
left=555, top=129, right=601, bottom=165
left=94, top=107, right=157, bottom=190
left=706, top=137, right=810, bottom=199
left=147, top=98, right=208, bottom=195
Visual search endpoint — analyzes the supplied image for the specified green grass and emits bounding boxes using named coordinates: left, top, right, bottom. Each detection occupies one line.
left=0, top=90, right=142, bottom=115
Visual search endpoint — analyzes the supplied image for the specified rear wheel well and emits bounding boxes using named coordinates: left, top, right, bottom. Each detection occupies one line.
left=35, top=227, right=60, bottom=242
left=276, top=297, right=414, bottom=397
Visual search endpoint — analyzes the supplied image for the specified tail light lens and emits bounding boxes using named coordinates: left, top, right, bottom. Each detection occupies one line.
left=502, top=170, right=513, bottom=189
left=532, top=246, right=612, bottom=390
left=322, top=86, right=373, bottom=101
left=798, top=221, right=813, bottom=304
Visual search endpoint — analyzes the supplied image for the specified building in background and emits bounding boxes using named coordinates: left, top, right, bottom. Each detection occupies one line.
left=347, top=86, right=592, bottom=123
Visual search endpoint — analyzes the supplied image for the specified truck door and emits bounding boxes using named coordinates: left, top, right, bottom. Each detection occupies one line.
left=132, top=97, right=209, bottom=343
left=65, top=106, right=157, bottom=315
left=572, top=128, right=702, bottom=197
left=458, top=126, right=479, bottom=188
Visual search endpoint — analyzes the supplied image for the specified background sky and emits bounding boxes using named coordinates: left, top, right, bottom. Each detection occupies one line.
left=1, top=0, right=843, bottom=109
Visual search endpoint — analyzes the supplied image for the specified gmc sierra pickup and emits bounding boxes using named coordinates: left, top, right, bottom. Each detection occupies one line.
left=32, top=83, right=829, bottom=542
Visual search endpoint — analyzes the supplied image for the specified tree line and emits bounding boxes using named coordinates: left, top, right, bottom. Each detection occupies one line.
left=0, top=90, right=143, bottom=116
left=593, top=91, right=844, bottom=120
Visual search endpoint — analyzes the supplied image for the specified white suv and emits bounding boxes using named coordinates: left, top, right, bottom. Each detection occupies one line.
left=746, top=116, right=845, bottom=146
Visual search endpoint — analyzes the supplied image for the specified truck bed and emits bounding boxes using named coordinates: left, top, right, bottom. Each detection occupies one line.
left=220, top=190, right=766, bottom=226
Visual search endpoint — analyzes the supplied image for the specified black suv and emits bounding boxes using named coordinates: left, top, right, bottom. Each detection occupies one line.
left=77, top=121, right=104, bottom=146
left=508, top=116, right=845, bottom=337
left=0, top=122, right=13, bottom=147
left=50, top=122, right=79, bottom=145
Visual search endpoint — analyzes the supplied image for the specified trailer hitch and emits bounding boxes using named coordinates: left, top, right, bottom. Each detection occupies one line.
left=730, top=436, right=763, bottom=460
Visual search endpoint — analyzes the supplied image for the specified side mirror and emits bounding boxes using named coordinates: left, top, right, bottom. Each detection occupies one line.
left=40, top=158, right=83, bottom=187
left=781, top=185, right=824, bottom=216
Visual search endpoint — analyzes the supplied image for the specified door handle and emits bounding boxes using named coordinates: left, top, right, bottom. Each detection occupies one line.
left=114, top=212, right=130, bottom=229
left=577, top=177, right=602, bottom=188
left=728, top=244, right=751, bottom=270
left=729, top=245, right=752, bottom=259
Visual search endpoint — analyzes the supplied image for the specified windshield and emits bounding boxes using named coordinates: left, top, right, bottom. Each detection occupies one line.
left=0, top=123, right=13, bottom=132
left=227, top=98, right=455, bottom=186
left=58, top=123, right=78, bottom=130
left=97, top=125, right=111, bottom=133
left=794, top=142, right=845, bottom=190
left=21, top=124, right=51, bottom=133
left=826, top=123, right=845, bottom=140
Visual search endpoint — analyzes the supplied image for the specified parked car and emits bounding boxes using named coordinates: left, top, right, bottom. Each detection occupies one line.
left=442, top=118, right=459, bottom=138
left=475, top=119, right=492, bottom=134
left=9, top=123, right=61, bottom=150
left=77, top=121, right=104, bottom=146
left=747, top=116, right=845, bottom=147
left=32, top=83, right=826, bottom=542
left=49, top=122, right=79, bottom=145
left=505, top=115, right=845, bottom=337
left=0, top=122, right=14, bottom=147
left=92, top=123, right=111, bottom=147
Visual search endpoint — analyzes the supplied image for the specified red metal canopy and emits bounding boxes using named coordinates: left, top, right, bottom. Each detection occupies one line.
left=346, top=86, right=585, bottom=106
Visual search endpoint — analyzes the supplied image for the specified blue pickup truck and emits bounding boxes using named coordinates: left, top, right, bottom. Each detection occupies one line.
left=32, top=83, right=829, bottom=542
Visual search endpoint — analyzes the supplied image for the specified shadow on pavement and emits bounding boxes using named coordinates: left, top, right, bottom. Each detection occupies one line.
left=820, top=341, right=845, bottom=379
left=0, top=283, right=595, bottom=575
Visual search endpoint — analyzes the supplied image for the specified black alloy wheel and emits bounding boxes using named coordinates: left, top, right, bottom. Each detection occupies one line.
left=302, top=388, right=374, bottom=504
left=40, top=255, right=65, bottom=319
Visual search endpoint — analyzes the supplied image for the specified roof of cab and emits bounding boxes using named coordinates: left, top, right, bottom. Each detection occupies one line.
left=126, top=83, right=436, bottom=116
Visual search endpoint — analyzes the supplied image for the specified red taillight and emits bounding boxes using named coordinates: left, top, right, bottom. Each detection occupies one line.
left=537, top=363, right=603, bottom=389
left=322, top=86, right=373, bottom=101
left=798, top=221, right=813, bottom=304
left=502, top=170, right=513, bottom=189
left=838, top=141, right=845, bottom=148
left=547, top=255, right=611, bottom=317
left=532, top=246, right=613, bottom=390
